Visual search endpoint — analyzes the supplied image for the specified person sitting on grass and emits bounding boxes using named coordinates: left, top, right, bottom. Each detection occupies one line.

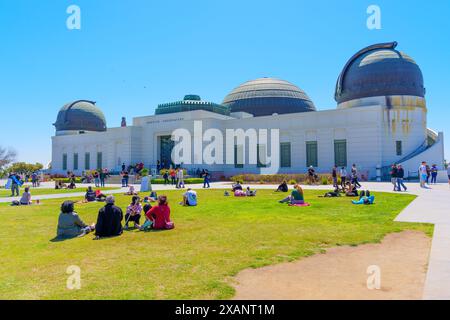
left=321, top=188, right=341, bottom=197
left=352, top=190, right=375, bottom=205
left=344, top=181, right=359, bottom=197
left=276, top=180, right=289, bottom=192
left=246, top=187, right=257, bottom=197
left=124, top=185, right=138, bottom=196
left=55, top=180, right=67, bottom=190
left=124, top=196, right=142, bottom=230
left=94, top=196, right=123, bottom=239
left=85, top=186, right=96, bottom=202
left=182, top=188, right=197, bottom=206
left=68, top=180, right=76, bottom=189
left=56, top=200, right=95, bottom=239
left=139, top=204, right=153, bottom=231
left=95, top=189, right=107, bottom=202
left=232, top=181, right=243, bottom=192
left=279, top=184, right=304, bottom=205
left=19, top=187, right=32, bottom=205
left=143, top=195, right=174, bottom=230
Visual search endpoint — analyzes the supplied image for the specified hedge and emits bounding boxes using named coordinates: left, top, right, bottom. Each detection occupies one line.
left=151, top=178, right=204, bottom=184
left=230, top=174, right=334, bottom=185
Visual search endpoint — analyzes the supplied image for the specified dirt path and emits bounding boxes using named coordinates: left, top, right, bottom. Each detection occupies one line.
left=232, top=231, right=431, bottom=300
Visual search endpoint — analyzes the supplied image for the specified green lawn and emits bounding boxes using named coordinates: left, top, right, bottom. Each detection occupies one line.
left=0, top=189, right=432, bottom=300
left=0, top=187, right=119, bottom=198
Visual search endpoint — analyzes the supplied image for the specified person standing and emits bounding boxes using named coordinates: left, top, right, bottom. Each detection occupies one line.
left=177, top=168, right=185, bottom=189
left=163, top=170, right=170, bottom=185
left=419, top=161, right=428, bottom=188
left=94, top=196, right=123, bottom=239
left=121, top=163, right=126, bottom=172
left=203, top=169, right=210, bottom=189
left=447, top=165, right=450, bottom=188
left=331, top=166, right=338, bottom=189
left=99, top=169, right=107, bottom=187
left=390, top=164, right=398, bottom=191
left=351, top=164, right=362, bottom=188
left=426, top=164, right=431, bottom=185
left=396, top=165, right=407, bottom=191
left=9, top=172, right=21, bottom=197
left=93, top=171, right=100, bottom=188
left=170, top=168, right=176, bottom=186
left=430, top=164, right=438, bottom=184
left=340, top=167, right=347, bottom=188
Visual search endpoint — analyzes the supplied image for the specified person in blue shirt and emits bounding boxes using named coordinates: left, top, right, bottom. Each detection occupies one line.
left=182, top=188, right=197, bottom=206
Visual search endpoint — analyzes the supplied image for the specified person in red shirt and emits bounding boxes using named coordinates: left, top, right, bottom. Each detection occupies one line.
left=144, top=195, right=174, bottom=230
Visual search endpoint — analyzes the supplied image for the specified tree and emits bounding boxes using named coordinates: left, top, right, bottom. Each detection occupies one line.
left=7, top=162, right=43, bottom=175
left=0, top=146, right=16, bottom=172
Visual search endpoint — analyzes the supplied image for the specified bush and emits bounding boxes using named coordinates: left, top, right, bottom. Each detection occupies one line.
left=158, top=169, right=187, bottom=175
left=151, top=178, right=204, bottom=184
left=53, top=178, right=83, bottom=184
left=229, top=173, right=334, bottom=185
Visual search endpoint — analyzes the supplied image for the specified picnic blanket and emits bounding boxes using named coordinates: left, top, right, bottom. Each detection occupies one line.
left=288, top=203, right=311, bottom=207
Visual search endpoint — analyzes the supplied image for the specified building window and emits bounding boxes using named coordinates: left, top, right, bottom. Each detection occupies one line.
left=97, top=152, right=103, bottom=169
left=280, top=142, right=291, bottom=168
left=396, top=141, right=402, bottom=156
left=306, top=141, right=318, bottom=167
left=73, top=153, right=78, bottom=171
left=234, top=145, right=243, bottom=168
left=62, top=154, right=67, bottom=171
left=334, top=139, right=347, bottom=167
left=85, top=153, right=90, bottom=170
left=257, top=144, right=267, bottom=168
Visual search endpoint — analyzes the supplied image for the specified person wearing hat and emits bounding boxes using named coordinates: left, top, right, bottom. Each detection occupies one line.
left=94, top=195, right=123, bottom=239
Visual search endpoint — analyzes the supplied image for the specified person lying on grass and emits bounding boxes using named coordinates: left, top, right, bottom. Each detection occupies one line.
left=125, top=196, right=142, bottom=230
left=142, top=195, right=174, bottom=230
left=352, top=190, right=375, bottom=205
left=94, top=196, right=123, bottom=239
left=276, top=180, right=289, bottom=193
left=279, top=184, right=305, bottom=205
left=181, top=188, right=197, bottom=206
left=56, top=200, right=95, bottom=239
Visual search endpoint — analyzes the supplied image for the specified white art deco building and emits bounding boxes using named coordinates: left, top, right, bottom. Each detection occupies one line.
left=51, top=42, right=445, bottom=179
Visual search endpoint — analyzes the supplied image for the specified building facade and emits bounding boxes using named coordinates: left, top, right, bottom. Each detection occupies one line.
left=51, top=42, right=445, bottom=179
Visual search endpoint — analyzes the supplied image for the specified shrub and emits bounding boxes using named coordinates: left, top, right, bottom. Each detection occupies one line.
left=151, top=178, right=203, bottom=184
left=288, top=179, right=297, bottom=185
left=229, top=173, right=334, bottom=185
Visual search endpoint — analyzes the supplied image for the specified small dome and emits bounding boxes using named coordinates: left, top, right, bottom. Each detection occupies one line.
left=223, top=78, right=316, bottom=117
left=335, top=42, right=425, bottom=104
left=54, top=100, right=107, bottom=132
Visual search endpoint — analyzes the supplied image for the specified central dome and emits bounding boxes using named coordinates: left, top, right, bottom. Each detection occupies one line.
left=223, top=78, right=316, bottom=117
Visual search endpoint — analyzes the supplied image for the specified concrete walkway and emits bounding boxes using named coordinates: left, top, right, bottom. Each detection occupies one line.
left=1, top=179, right=449, bottom=299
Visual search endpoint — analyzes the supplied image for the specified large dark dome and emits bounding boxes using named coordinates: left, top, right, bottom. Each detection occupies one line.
left=54, top=100, right=107, bottom=132
left=335, top=42, right=425, bottom=104
left=223, top=78, right=316, bottom=117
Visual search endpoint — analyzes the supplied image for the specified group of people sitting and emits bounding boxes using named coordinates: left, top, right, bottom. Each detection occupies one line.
left=55, top=180, right=76, bottom=190
left=229, top=182, right=257, bottom=197
left=56, top=194, right=175, bottom=240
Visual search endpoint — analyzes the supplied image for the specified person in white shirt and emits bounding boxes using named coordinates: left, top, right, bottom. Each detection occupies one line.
left=419, top=161, right=428, bottom=188
left=176, top=168, right=185, bottom=189
left=340, top=167, right=347, bottom=188
left=182, top=188, right=197, bottom=206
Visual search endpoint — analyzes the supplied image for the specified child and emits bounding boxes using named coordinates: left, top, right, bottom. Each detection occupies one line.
left=139, top=204, right=153, bottom=231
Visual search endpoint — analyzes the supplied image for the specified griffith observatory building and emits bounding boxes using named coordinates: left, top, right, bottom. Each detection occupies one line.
left=51, top=42, right=445, bottom=180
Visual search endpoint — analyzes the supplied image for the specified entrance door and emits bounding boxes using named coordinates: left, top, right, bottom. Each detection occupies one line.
left=160, top=135, right=174, bottom=168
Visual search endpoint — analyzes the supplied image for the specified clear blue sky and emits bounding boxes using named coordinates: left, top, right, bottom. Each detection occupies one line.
left=1, top=0, right=449, bottom=165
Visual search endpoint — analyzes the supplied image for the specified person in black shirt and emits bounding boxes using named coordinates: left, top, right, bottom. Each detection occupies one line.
left=94, top=196, right=123, bottom=239
left=396, top=164, right=407, bottom=191
left=390, top=164, right=399, bottom=191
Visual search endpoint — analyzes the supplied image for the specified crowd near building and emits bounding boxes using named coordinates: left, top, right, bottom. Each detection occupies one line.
left=51, top=42, right=445, bottom=180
